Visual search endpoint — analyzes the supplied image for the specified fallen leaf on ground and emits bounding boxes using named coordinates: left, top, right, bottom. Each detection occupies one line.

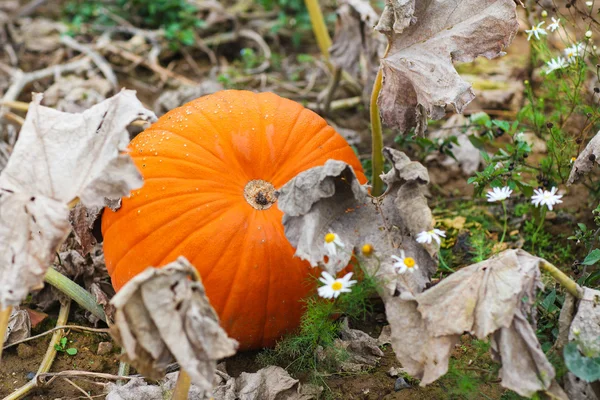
left=376, top=0, right=519, bottom=135
left=0, top=90, right=155, bottom=309
left=110, top=257, right=238, bottom=392
left=105, top=366, right=321, bottom=400
left=427, top=115, right=483, bottom=175
left=320, top=318, right=383, bottom=372
left=4, top=306, right=30, bottom=346
left=568, top=130, right=600, bottom=185
left=43, top=76, right=113, bottom=113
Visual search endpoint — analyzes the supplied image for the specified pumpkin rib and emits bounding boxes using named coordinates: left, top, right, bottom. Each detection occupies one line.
left=102, top=192, right=231, bottom=235
left=157, top=204, right=248, bottom=270
left=140, top=129, right=233, bottom=173
left=189, top=107, right=250, bottom=179
left=217, top=209, right=257, bottom=320
left=132, top=155, right=244, bottom=190
left=107, top=188, right=238, bottom=222
left=140, top=177, right=244, bottom=196
left=106, top=196, right=233, bottom=272
left=270, top=106, right=312, bottom=175
left=110, top=200, right=237, bottom=287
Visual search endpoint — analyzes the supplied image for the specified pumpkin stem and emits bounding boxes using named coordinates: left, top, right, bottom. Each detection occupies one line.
left=244, top=180, right=278, bottom=210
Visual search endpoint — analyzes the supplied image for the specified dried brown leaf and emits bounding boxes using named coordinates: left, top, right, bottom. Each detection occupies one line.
left=568, top=130, right=600, bottom=185
left=110, top=257, right=238, bottom=391
left=0, top=90, right=155, bottom=308
left=4, top=306, right=30, bottom=345
left=278, top=147, right=437, bottom=295
left=69, top=204, right=102, bottom=256
left=377, top=0, right=519, bottom=135
left=374, top=0, right=416, bottom=35
left=427, top=115, right=483, bottom=175
left=329, top=0, right=381, bottom=77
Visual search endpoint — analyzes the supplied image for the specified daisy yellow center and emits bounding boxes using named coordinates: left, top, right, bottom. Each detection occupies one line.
left=571, top=157, right=576, bottom=162
left=362, top=244, right=373, bottom=255
left=325, top=233, right=336, bottom=243
left=331, top=281, right=343, bottom=291
left=404, top=257, right=416, bottom=268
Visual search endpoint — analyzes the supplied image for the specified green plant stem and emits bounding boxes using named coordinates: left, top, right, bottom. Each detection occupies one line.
left=370, top=68, right=385, bottom=196
left=500, top=201, right=508, bottom=244
left=540, top=262, right=584, bottom=299
left=44, top=267, right=106, bottom=323
left=171, top=370, right=192, bottom=400
left=531, top=207, right=547, bottom=252
left=117, top=350, right=130, bottom=386
left=5, top=301, right=71, bottom=400
left=303, top=0, right=332, bottom=60
left=0, top=306, right=12, bottom=363
left=438, top=251, right=455, bottom=273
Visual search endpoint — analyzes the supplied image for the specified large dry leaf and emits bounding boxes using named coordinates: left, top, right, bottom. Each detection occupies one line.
left=1, top=90, right=155, bottom=206
left=413, top=250, right=556, bottom=396
left=329, top=0, right=381, bottom=78
left=377, top=0, right=519, bottom=135
left=568, top=130, right=600, bottom=185
left=0, top=90, right=155, bottom=309
left=278, top=147, right=437, bottom=295
left=110, top=257, right=238, bottom=391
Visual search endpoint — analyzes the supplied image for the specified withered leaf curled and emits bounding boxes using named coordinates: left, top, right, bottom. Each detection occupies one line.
left=377, top=0, right=519, bottom=135
left=568, top=130, right=600, bottom=185
left=278, top=147, right=437, bottom=295
left=4, top=306, right=31, bottom=345
left=110, top=257, right=238, bottom=392
left=329, top=0, right=381, bottom=78
left=374, top=0, right=416, bottom=36
left=0, top=90, right=156, bottom=309
left=414, top=250, right=556, bottom=396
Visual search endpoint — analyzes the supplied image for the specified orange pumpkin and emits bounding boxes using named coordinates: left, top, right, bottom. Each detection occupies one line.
left=101, top=90, right=366, bottom=350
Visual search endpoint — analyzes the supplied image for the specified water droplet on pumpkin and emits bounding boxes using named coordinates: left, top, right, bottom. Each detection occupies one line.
left=183, top=144, right=187, bottom=147
left=161, top=186, right=165, bottom=190
left=159, top=159, right=163, bottom=163
left=186, top=153, right=189, bottom=157
left=257, top=226, right=261, bottom=230
left=137, top=210, right=141, bottom=214
left=195, top=188, right=199, bottom=191
left=154, top=152, right=158, bottom=156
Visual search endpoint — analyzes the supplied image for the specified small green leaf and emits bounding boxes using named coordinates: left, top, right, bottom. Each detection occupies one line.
left=66, top=348, right=78, bottom=356
left=60, top=337, right=67, bottom=347
left=540, top=289, right=556, bottom=311
left=564, top=342, right=600, bottom=382
left=583, top=249, right=600, bottom=266
left=469, top=112, right=490, bottom=126
left=467, top=134, right=485, bottom=150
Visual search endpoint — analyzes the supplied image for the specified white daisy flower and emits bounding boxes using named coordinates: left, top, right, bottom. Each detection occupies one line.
left=391, top=250, right=419, bottom=274
left=526, top=21, right=547, bottom=41
left=564, top=43, right=585, bottom=63
left=324, top=232, right=344, bottom=256
left=531, top=187, right=563, bottom=210
left=486, top=186, right=513, bottom=202
left=317, top=271, right=357, bottom=299
left=548, top=17, right=561, bottom=32
left=416, top=229, right=446, bottom=245
left=545, top=57, right=568, bottom=74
